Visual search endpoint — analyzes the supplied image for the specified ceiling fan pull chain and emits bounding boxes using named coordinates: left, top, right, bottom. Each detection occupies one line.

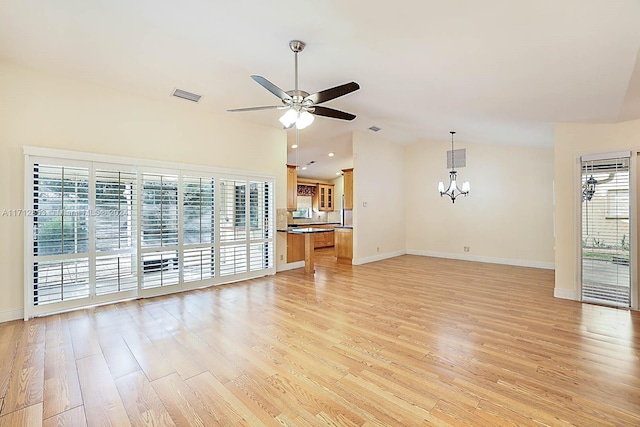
left=294, top=50, right=299, bottom=93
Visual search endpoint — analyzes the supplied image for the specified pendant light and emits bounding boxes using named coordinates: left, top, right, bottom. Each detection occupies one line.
left=438, top=131, right=470, bottom=203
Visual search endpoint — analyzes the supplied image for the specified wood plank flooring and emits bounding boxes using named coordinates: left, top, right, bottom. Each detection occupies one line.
left=1, top=250, right=639, bottom=426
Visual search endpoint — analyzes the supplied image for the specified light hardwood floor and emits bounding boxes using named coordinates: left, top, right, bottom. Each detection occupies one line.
left=1, top=250, right=639, bottom=426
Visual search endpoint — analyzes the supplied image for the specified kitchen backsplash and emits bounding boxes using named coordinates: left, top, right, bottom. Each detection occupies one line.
left=287, top=210, right=342, bottom=224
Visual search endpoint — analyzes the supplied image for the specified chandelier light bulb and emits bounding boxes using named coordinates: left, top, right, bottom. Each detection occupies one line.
left=448, top=178, right=457, bottom=194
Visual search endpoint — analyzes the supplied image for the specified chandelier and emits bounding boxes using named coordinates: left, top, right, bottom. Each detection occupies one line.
left=438, top=131, right=469, bottom=203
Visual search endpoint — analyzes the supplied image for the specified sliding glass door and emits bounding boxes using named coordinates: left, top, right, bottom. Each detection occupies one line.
left=581, top=155, right=631, bottom=307
left=25, top=150, right=275, bottom=319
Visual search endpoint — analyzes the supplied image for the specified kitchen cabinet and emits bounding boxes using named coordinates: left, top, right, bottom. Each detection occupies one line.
left=313, top=229, right=334, bottom=248
left=342, top=168, right=353, bottom=210
left=287, top=164, right=297, bottom=211
left=314, top=184, right=334, bottom=211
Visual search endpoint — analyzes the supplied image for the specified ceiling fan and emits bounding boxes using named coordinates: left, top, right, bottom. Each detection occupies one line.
left=227, top=40, right=360, bottom=129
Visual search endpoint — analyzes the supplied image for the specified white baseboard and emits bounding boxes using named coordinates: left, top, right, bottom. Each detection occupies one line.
left=406, top=250, right=555, bottom=270
left=276, top=261, right=305, bottom=272
left=0, top=308, right=24, bottom=323
left=554, top=288, right=577, bottom=300
left=352, top=250, right=406, bottom=266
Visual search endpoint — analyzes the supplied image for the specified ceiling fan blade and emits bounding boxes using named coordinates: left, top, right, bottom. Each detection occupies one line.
left=305, top=82, right=360, bottom=105
left=251, top=75, right=292, bottom=101
left=310, top=106, right=356, bottom=121
left=227, top=105, right=285, bottom=112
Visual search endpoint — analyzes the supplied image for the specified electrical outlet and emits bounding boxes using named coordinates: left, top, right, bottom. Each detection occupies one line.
left=280, top=254, right=284, bottom=261
left=464, top=246, right=470, bottom=252
left=377, top=247, right=380, bottom=252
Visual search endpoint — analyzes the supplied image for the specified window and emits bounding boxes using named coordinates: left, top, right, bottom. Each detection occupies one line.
left=25, top=148, right=275, bottom=319
left=183, top=175, right=215, bottom=283
left=94, top=168, right=137, bottom=295
left=141, top=172, right=179, bottom=289
left=32, top=164, right=90, bottom=305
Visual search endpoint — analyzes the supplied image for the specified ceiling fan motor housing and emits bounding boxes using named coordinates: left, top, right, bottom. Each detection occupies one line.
left=289, top=40, right=305, bottom=53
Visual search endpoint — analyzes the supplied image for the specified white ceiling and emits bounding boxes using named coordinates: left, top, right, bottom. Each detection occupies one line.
left=2, top=0, right=640, bottom=180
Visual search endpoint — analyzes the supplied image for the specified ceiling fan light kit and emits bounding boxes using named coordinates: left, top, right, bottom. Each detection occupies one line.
left=279, top=109, right=314, bottom=129
left=228, top=40, right=360, bottom=129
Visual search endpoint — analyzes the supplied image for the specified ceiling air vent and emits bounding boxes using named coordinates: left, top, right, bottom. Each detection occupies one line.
left=368, top=126, right=381, bottom=132
left=172, top=88, right=202, bottom=103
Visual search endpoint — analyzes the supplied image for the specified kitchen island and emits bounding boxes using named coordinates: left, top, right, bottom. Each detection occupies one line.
left=334, top=226, right=353, bottom=264
left=278, top=227, right=334, bottom=273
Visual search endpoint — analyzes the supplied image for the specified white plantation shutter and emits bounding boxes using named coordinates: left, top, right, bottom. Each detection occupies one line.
left=32, top=163, right=90, bottom=305
left=141, top=172, right=179, bottom=288
left=219, top=178, right=248, bottom=276
left=219, top=245, right=248, bottom=276
left=581, top=155, right=631, bottom=307
left=141, top=173, right=179, bottom=248
left=25, top=148, right=275, bottom=318
left=95, top=168, right=137, bottom=295
left=219, top=179, right=247, bottom=242
left=183, top=175, right=215, bottom=283
left=249, top=180, right=273, bottom=271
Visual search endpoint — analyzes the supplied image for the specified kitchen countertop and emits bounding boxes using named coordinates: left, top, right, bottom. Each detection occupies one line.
left=334, top=226, right=353, bottom=229
left=287, top=222, right=340, bottom=227
left=277, top=228, right=334, bottom=234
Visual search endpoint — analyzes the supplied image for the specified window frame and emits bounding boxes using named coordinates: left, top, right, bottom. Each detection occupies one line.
left=24, top=147, right=276, bottom=319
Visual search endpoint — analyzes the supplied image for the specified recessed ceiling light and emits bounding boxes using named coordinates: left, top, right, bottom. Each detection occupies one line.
left=336, top=172, right=341, bottom=176
left=328, top=152, right=335, bottom=157
left=291, top=144, right=298, bottom=149
left=301, top=166, right=307, bottom=170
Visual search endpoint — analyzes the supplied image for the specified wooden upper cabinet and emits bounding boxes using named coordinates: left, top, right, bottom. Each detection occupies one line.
left=314, top=184, right=334, bottom=211
left=287, top=165, right=297, bottom=211
left=342, top=168, right=353, bottom=210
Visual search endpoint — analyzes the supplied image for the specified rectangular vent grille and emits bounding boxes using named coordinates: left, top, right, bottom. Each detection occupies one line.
left=447, top=148, right=466, bottom=169
left=172, top=89, right=202, bottom=103
left=368, top=126, right=381, bottom=132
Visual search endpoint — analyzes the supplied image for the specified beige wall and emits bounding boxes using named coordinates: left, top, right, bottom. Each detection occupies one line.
left=554, top=120, right=640, bottom=303
left=405, top=139, right=555, bottom=268
left=352, top=130, right=406, bottom=263
left=0, top=62, right=287, bottom=320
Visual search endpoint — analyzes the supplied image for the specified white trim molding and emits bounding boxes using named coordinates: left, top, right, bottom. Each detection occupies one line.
left=276, top=261, right=305, bottom=272
left=352, top=250, right=406, bottom=266
left=406, top=250, right=555, bottom=270
left=554, top=287, right=577, bottom=301
left=0, top=308, right=24, bottom=323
